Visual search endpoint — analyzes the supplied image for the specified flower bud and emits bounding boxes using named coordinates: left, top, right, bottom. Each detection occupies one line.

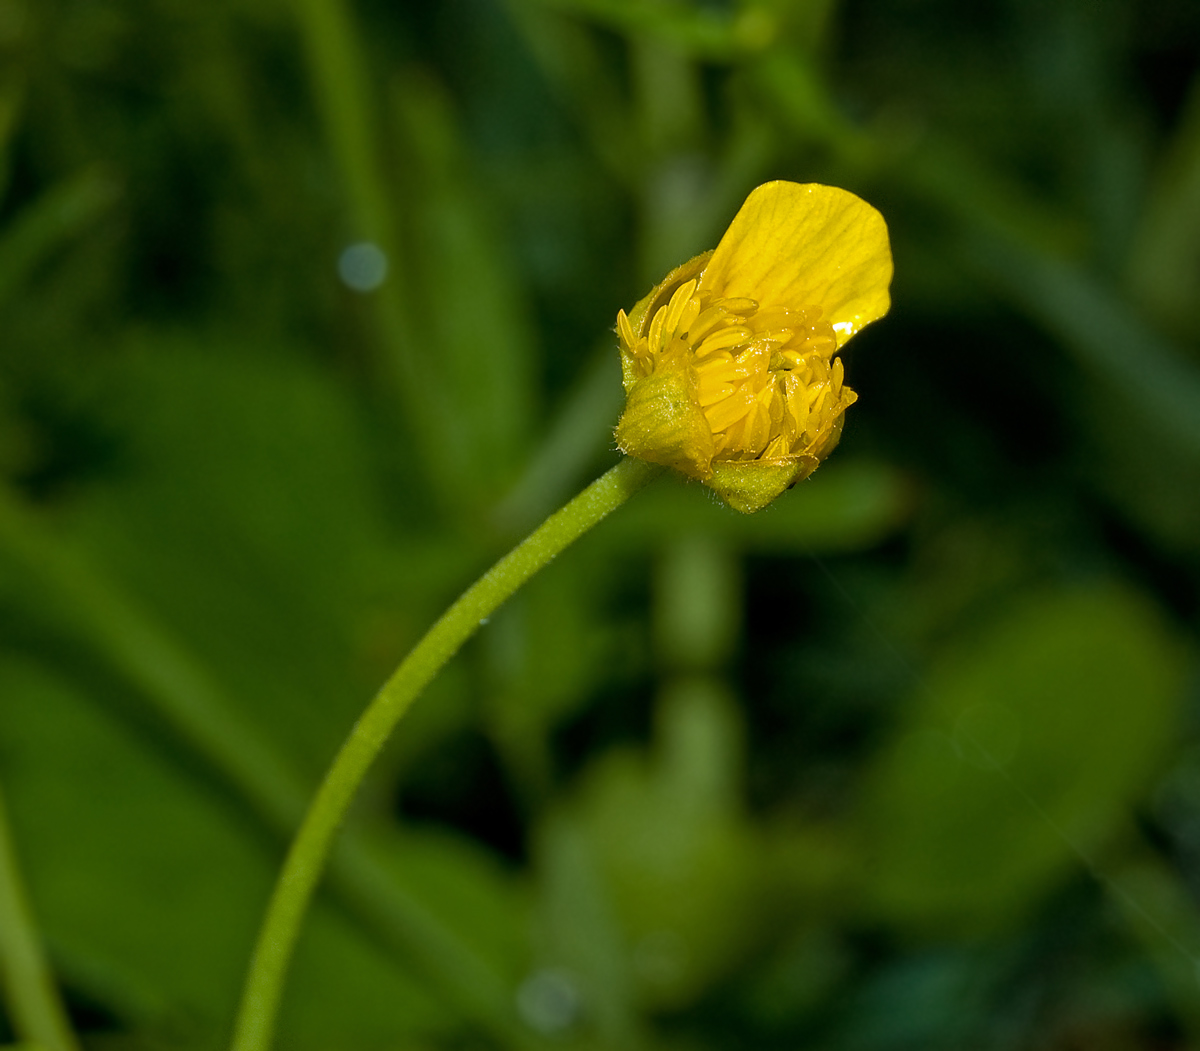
left=615, top=181, right=892, bottom=513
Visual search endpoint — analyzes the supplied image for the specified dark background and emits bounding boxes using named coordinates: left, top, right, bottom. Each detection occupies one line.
left=2, top=0, right=1200, bottom=1048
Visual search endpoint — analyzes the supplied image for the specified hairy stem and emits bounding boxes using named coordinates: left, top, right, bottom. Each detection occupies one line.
left=230, top=457, right=664, bottom=1051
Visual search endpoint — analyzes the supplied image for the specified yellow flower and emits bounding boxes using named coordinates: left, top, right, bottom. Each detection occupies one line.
left=614, top=181, right=893, bottom=513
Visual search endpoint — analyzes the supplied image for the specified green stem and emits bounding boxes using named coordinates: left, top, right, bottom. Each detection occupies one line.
left=0, top=781, right=80, bottom=1051
left=230, top=457, right=664, bottom=1051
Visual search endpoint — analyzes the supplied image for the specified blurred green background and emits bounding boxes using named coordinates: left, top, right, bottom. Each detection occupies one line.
left=2, top=0, right=1200, bottom=1048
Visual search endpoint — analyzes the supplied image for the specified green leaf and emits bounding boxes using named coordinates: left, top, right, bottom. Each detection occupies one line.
left=67, top=341, right=407, bottom=779
left=541, top=680, right=769, bottom=1011
left=0, top=657, right=456, bottom=1048
left=856, top=586, right=1184, bottom=933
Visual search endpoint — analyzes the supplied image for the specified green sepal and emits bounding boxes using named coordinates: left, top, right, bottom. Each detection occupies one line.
left=706, top=457, right=818, bottom=514
left=615, top=369, right=714, bottom=479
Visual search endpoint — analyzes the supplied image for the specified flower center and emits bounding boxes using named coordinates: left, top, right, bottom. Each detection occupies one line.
left=617, top=277, right=850, bottom=461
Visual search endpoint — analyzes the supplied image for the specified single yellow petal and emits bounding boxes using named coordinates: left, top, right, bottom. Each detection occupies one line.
left=697, top=181, right=892, bottom=347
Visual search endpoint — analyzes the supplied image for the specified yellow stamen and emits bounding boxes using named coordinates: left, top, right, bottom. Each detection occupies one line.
left=623, top=281, right=847, bottom=465
left=663, top=279, right=698, bottom=338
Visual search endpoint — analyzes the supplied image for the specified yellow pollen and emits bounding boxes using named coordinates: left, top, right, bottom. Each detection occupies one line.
left=618, top=281, right=849, bottom=462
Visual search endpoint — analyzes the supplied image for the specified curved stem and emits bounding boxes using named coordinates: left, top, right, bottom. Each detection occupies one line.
left=0, top=781, right=80, bottom=1051
left=230, top=457, right=664, bottom=1051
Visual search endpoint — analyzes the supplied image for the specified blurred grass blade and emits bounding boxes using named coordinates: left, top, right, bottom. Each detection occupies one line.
left=504, top=2, right=635, bottom=182
left=294, top=0, right=393, bottom=259
left=0, top=781, right=80, bottom=1051
left=393, top=69, right=537, bottom=499
left=753, top=50, right=869, bottom=160
left=965, top=235, right=1200, bottom=458
left=293, top=0, right=461, bottom=507
left=519, top=0, right=765, bottom=60
left=903, top=139, right=1086, bottom=256
left=0, top=77, right=23, bottom=203
left=1127, top=76, right=1200, bottom=341
left=0, top=169, right=119, bottom=307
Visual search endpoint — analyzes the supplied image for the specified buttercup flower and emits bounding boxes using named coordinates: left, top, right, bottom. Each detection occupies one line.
left=615, top=181, right=892, bottom=513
